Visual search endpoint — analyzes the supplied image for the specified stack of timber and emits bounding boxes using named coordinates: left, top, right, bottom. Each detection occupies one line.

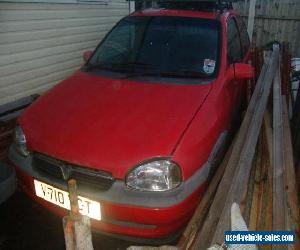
left=0, top=95, right=38, bottom=161
left=176, top=45, right=300, bottom=250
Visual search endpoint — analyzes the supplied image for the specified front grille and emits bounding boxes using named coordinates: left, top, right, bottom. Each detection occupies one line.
left=32, top=153, right=114, bottom=190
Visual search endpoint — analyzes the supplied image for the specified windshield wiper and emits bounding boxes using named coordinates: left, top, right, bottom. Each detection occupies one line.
left=85, top=62, right=211, bottom=79
left=123, top=62, right=154, bottom=68
left=84, top=62, right=154, bottom=73
left=124, top=69, right=210, bottom=79
left=159, top=70, right=210, bottom=78
left=84, top=63, right=129, bottom=73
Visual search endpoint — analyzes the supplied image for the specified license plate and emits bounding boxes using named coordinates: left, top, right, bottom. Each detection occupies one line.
left=34, top=180, right=101, bottom=220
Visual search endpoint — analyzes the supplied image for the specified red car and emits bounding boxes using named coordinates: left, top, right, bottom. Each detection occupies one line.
left=10, top=1, right=253, bottom=243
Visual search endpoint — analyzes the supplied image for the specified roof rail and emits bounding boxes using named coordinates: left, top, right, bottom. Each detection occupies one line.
left=131, top=0, right=242, bottom=12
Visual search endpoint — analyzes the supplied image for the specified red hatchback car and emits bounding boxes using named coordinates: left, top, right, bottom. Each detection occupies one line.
left=9, top=1, right=253, bottom=243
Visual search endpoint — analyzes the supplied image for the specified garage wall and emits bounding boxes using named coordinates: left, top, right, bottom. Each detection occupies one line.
left=0, top=0, right=129, bottom=105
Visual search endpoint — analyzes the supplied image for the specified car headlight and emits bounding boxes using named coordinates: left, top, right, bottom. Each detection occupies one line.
left=14, top=126, right=29, bottom=156
left=126, top=159, right=181, bottom=192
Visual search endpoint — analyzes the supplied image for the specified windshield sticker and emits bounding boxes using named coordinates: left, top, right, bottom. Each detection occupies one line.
left=203, top=59, right=216, bottom=74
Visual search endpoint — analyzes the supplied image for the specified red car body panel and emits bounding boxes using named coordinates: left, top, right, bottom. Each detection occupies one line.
left=10, top=8, right=251, bottom=240
left=20, top=71, right=211, bottom=180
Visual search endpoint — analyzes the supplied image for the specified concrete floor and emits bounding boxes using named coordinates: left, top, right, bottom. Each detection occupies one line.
left=0, top=190, right=135, bottom=250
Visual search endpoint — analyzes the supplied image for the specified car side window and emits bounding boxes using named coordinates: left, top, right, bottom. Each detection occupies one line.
left=236, top=17, right=251, bottom=57
left=227, top=18, right=243, bottom=64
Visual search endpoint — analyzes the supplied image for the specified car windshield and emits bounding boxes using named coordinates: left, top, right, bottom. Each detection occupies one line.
left=87, top=16, right=221, bottom=80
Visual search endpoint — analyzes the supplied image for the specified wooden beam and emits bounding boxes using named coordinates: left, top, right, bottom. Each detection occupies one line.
left=263, top=113, right=273, bottom=167
left=248, top=135, right=263, bottom=231
left=263, top=112, right=273, bottom=240
left=282, top=97, right=300, bottom=249
left=272, top=59, right=287, bottom=250
left=259, top=127, right=272, bottom=250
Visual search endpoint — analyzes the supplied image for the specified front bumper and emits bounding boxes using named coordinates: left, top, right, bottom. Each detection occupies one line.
left=9, top=145, right=208, bottom=240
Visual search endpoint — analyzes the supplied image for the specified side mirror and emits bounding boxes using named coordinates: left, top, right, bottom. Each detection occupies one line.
left=83, top=50, right=93, bottom=63
left=229, top=63, right=254, bottom=80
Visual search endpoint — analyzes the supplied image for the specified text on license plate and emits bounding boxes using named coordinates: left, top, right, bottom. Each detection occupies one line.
left=34, top=180, right=101, bottom=220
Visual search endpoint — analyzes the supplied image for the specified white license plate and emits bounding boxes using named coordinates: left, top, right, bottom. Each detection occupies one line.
left=34, top=180, right=101, bottom=220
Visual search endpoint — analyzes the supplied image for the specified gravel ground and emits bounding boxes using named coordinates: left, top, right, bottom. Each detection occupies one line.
left=0, top=190, right=135, bottom=250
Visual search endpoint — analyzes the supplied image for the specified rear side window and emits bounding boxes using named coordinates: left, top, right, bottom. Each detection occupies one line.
left=227, top=18, right=243, bottom=64
left=236, top=17, right=250, bottom=57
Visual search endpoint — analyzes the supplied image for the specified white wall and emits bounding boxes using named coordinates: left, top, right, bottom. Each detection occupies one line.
left=0, top=0, right=129, bottom=105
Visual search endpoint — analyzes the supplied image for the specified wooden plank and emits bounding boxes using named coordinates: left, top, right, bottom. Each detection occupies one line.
left=282, top=97, right=300, bottom=249
left=245, top=125, right=272, bottom=250
left=256, top=132, right=269, bottom=232
left=262, top=113, right=273, bottom=241
left=210, top=46, right=279, bottom=247
left=191, top=50, right=276, bottom=250
left=259, top=129, right=272, bottom=250
left=263, top=113, right=273, bottom=167
left=258, top=112, right=273, bottom=242
left=272, top=60, right=288, bottom=250
left=248, top=135, right=263, bottom=231
left=242, top=145, right=257, bottom=227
